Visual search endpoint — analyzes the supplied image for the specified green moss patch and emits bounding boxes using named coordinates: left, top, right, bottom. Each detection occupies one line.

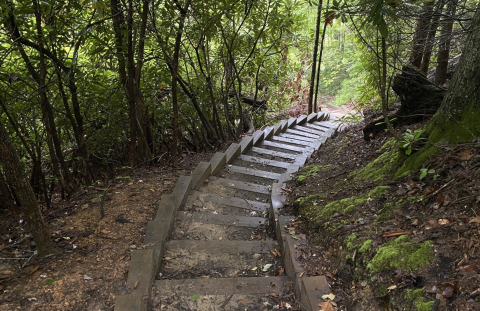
left=296, top=165, right=332, bottom=183
left=405, top=288, right=435, bottom=311
left=350, top=142, right=401, bottom=181
left=367, top=235, right=434, bottom=273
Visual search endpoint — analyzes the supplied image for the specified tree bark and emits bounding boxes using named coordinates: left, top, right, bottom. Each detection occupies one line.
left=420, top=0, right=446, bottom=73
left=427, top=4, right=480, bottom=143
left=314, top=0, right=329, bottom=113
left=434, top=0, right=457, bottom=85
left=308, top=0, right=323, bottom=114
left=409, top=0, right=435, bottom=68
left=0, top=117, right=55, bottom=256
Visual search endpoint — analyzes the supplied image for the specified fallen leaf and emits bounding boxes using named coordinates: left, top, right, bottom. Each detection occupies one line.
left=387, top=285, right=397, bottom=290
left=318, top=300, right=335, bottom=311
left=251, top=267, right=258, bottom=271
left=438, top=219, right=450, bottom=225
left=239, top=299, right=248, bottom=305
left=134, top=280, right=139, bottom=289
left=469, top=216, right=480, bottom=223
left=321, top=293, right=335, bottom=300
left=325, top=271, right=336, bottom=280
left=458, top=259, right=480, bottom=271
left=270, top=250, right=278, bottom=257
left=262, top=264, right=273, bottom=272
left=190, top=294, right=200, bottom=302
left=278, top=267, right=285, bottom=275
left=458, top=149, right=473, bottom=161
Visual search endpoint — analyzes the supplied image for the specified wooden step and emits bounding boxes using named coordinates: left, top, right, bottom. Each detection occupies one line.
left=279, top=133, right=316, bottom=142
left=192, top=191, right=270, bottom=212
left=166, top=240, right=277, bottom=254
left=177, top=211, right=268, bottom=228
left=293, top=125, right=326, bottom=136
left=285, top=129, right=319, bottom=139
left=239, top=154, right=291, bottom=169
left=304, top=123, right=328, bottom=132
left=155, top=276, right=290, bottom=296
left=313, top=121, right=337, bottom=129
left=250, top=147, right=297, bottom=160
left=212, top=177, right=270, bottom=194
left=228, top=165, right=282, bottom=180
left=271, top=136, right=311, bottom=146
left=262, top=140, right=305, bottom=152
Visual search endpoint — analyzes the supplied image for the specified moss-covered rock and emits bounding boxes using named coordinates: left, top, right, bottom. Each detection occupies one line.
left=367, top=235, right=434, bottom=273
left=359, top=239, right=373, bottom=253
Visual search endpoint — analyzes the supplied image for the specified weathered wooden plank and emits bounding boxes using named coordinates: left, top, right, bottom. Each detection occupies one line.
left=172, top=176, right=192, bottom=208
left=226, top=143, right=241, bottom=164
left=240, top=136, right=254, bottom=153
left=252, top=130, right=264, bottom=146
left=114, top=294, right=147, bottom=311
left=213, top=177, right=270, bottom=194
left=304, top=123, right=328, bottom=132
left=285, top=129, right=319, bottom=139
left=166, top=240, right=277, bottom=254
left=191, top=161, right=211, bottom=190
left=293, top=125, right=326, bottom=136
left=307, top=113, right=318, bottom=123
left=228, top=165, right=282, bottom=180
left=192, top=191, right=270, bottom=212
left=126, top=249, right=155, bottom=297
left=262, top=140, right=305, bottom=152
left=273, top=122, right=282, bottom=135
left=301, top=276, right=331, bottom=311
left=279, top=133, right=315, bottom=142
left=313, top=121, right=337, bottom=129
left=296, top=115, right=307, bottom=125
left=239, top=154, right=291, bottom=169
left=210, top=152, right=226, bottom=175
left=250, top=147, right=297, bottom=160
left=156, top=276, right=290, bottom=296
left=177, top=211, right=268, bottom=228
left=264, top=126, right=275, bottom=139
left=280, top=120, right=288, bottom=132
left=287, top=117, right=297, bottom=128
left=271, top=136, right=311, bottom=146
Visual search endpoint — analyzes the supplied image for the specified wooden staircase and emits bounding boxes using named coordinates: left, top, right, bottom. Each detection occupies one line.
left=114, top=111, right=341, bottom=311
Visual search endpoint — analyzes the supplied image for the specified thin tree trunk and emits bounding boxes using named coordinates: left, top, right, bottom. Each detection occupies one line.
left=420, top=0, right=446, bottom=73
left=314, top=0, right=329, bottom=113
left=308, top=0, right=323, bottom=114
left=409, top=0, right=435, bottom=68
left=171, top=0, right=193, bottom=164
left=0, top=116, right=55, bottom=256
left=434, top=0, right=457, bottom=85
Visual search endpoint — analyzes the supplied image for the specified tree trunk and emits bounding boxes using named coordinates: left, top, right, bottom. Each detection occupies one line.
left=171, top=0, right=193, bottom=164
left=396, top=4, right=480, bottom=176
left=0, top=117, right=55, bottom=256
left=434, top=0, right=457, bottom=85
left=420, top=0, right=446, bottom=73
left=409, top=0, right=435, bottom=68
left=308, top=0, right=323, bottom=114
left=314, top=0, right=329, bottom=113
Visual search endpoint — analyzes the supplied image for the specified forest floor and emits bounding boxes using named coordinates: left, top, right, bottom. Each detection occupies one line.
left=284, top=116, right=480, bottom=311
left=0, top=151, right=216, bottom=311
left=2, top=108, right=479, bottom=311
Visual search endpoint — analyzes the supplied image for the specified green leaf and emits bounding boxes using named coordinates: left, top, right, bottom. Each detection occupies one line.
left=190, top=294, right=200, bottom=302
left=378, top=18, right=389, bottom=38
left=45, top=279, right=58, bottom=285
left=419, top=169, right=428, bottom=180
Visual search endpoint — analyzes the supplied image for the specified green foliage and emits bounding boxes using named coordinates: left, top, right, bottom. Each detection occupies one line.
left=400, top=129, right=426, bottom=155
